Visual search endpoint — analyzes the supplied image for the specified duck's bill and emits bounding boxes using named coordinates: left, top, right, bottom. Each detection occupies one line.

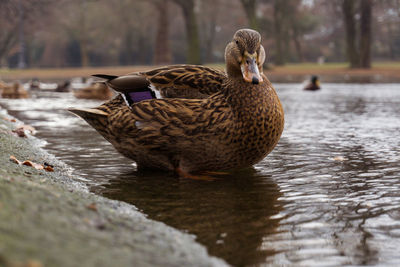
left=241, top=56, right=263, bottom=84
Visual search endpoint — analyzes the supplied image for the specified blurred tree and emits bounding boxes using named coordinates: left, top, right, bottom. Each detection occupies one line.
left=360, top=0, right=372, bottom=68
left=342, top=0, right=360, bottom=68
left=0, top=0, right=54, bottom=68
left=17, top=0, right=26, bottom=68
left=287, top=0, right=319, bottom=62
left=198, top=0, right=221, bottom=63
left=59, top=0, right=96, bottom=67
left=172, top=0, right=201, bottom=64
left=0, top=1, right=18, bottom=67
left=153, top=0, right=172, bottom=65
left=374, top=0, right=400, bottom=60
left=1, top=0, right=397, bottom=68
left=273, top=0, right=289, bottom=65
left=240, top=0, right=259, bottom=31
left=342, top=0, right=373, bottom=68
left=79, top=0, right=90, bottom=67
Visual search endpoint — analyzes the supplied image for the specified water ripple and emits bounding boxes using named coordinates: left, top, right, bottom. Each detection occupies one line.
left=1, top=84, right=400, bottom=266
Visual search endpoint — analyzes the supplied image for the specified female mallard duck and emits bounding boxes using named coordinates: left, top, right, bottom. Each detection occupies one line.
left=69, top=29, right=284, bottom=178
left=73, top=82, right=113, bottom=100
left=1, top=82, right=29, bottom=99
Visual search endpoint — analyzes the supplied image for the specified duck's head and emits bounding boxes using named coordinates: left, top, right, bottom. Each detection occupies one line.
left=311, top=75, right=320, bottom=86
left=225, top=29, right=265, bottom=84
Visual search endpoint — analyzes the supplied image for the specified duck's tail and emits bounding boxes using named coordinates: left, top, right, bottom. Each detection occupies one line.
left=68, top=107, right=110, bottom=139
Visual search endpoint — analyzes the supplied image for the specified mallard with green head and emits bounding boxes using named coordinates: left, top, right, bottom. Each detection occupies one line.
left=69, top=29, right=284, bottom=178
left=303, top=75, right=321, bottom=91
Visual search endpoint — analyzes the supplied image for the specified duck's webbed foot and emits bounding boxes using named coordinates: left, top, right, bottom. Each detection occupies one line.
left=175, top=167, right=216, bottom=181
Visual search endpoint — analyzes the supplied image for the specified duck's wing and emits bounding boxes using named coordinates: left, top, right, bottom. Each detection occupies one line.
left=100, top=95, right=230, bottom=153
left=93, top=65, right=226, bottom=100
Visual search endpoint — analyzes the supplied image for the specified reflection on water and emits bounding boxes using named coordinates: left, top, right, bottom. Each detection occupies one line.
left=1, top=84, right=400, bottom=266
left=101, top=169, right=282, bottom=266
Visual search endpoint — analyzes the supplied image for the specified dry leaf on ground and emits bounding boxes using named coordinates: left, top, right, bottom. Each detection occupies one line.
left=44, top=165, right=54, bottom=172
left=12, top=124, right=36, bottom=137
left=87, top=203, right=98, bottom=212
left=9, top=155, right=54, bottom=172
left=23, top=160, right=44, bottom=170
left=9, top=155, right=22, bottom=164
left=1, top=116, right=16, bottom=122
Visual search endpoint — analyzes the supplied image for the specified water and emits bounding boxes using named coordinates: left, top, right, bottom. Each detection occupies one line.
left=1, top=84, right=400, bottom=266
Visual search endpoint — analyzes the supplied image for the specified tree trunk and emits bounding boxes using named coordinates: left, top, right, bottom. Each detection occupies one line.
left=79, top=0, right=89, bottom=67
left=292, top=26, right=304, bottom=62
left=202, top=0, right=219, bottom=63
left=204, top=13, right=217, bottom=63
left=153, top=0, right=172, bottom=65
left=273, top=0, right=285, bottom=65
left=173, top=0, right=201, bottom=64
left=342, top=0, right=360, bottom=68
left=240, top=0, right=259, bottom=31
left=17, top=0, right=26, bottom=69
left=288, top=0, right=304, bottom=62
left=359, top=0, right=372, bottom=68
left=0, top=28, right=17, bottom=65
left=79, top=39, right=89, bottom=67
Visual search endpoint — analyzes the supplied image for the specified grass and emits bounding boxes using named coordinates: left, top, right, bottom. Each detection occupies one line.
left=1, top=61, right=399, bottom=81
left=272, top=61, right=400, bottom=71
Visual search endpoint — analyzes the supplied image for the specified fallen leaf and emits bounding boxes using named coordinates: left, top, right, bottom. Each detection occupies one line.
left=21, top=160, right=33, bottom=167
left=10, top=156, right=53, bottom=172
left=333, top=156, right=347, bottom=161
left=22, top=160, right=44, bottom=170
left=12, top=124, right=36, bottom=137
left=44, top=165, right=54, bottom=172
left=2, top=116, right=16, bottom=122
left=9, top=155, right=21, bottom=165
left=44, top=162, right=54, bottom=168
left=12, top=127, right=27, bottom=137
left=87, top=203, right=98, bottom=212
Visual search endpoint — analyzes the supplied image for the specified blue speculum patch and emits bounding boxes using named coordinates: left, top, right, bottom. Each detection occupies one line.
left=124, top=90, right=156, bottom=105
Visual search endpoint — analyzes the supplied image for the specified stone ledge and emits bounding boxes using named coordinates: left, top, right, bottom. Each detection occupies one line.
left=0, top=110, right=227, bottom=267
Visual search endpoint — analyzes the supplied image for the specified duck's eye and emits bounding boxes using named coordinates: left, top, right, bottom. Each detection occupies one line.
left=235, top=40, right=239, bottom=45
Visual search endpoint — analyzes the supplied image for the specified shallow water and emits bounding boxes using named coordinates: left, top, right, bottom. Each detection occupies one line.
left=1, top=84, right=400, bottom=266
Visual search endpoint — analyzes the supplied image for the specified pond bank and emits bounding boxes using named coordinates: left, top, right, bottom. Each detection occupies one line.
left=1, top=63, right=400, bottom=83
left=0, top=111, right=227, bottom=267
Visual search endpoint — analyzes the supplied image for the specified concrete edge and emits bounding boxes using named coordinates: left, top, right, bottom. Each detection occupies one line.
left=0, top=108, right=229, bottom=267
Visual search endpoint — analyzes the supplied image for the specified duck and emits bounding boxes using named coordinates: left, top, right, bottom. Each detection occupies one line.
left=0, top=82, right=29, bottom=99
left=69, top=29, right=284, bottom=178
left=303, top=75, right=321, bottom=91
left=55, top=80, right=71, bottom=92
left=73, top=82, right=113, bottom=100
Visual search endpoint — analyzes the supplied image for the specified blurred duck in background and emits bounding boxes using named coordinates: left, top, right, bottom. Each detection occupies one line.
left=73, top=82, right=113, bottom=100
left=303, top=75, right=321, bottom=91
left=0, top=81, right=30, bottom=99
left=55, top=80, right=71, bottom=92
left=28, top=78, right=59, bottom=92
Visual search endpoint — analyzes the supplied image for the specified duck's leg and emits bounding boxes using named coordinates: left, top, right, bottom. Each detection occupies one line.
left=175, top=168, right=215, bottom=181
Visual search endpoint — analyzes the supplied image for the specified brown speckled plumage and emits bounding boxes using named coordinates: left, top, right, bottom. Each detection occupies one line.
left=69, top=29, right=284, bottom=173
left=142, top=65, right=225, bottom=98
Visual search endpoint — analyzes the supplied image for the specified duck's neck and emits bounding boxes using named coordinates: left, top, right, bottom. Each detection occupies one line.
left=223, top=75, right=272, bottom=110
left=226, top=63, right=242, bottom=81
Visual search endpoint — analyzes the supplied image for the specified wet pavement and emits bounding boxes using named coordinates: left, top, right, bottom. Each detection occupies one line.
left=1, top=83, right=400, bottom=266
